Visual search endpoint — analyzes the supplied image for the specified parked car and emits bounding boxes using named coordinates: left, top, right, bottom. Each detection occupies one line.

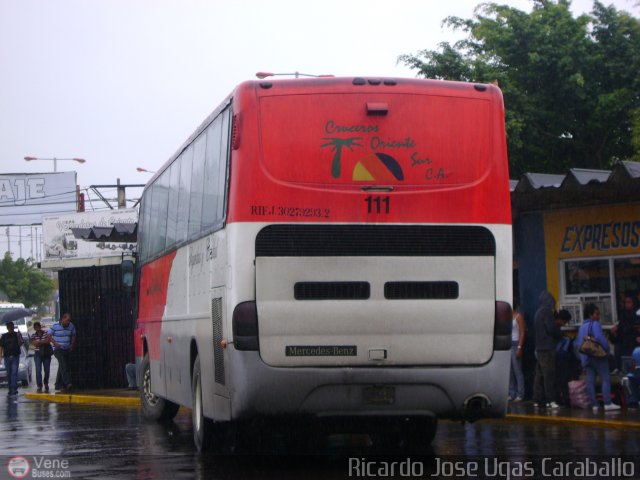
left=0, top=346, right=32, bottom=387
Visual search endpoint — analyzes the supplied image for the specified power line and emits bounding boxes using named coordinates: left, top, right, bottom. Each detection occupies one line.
left=0, top=190, right=76, bottom=206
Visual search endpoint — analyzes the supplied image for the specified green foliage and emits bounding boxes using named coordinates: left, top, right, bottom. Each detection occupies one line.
left=0, top=252, right=54, bottom=309
left=399, top=1, right=640, bottom=176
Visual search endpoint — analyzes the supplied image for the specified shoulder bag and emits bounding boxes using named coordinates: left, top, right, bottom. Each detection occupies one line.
left=578, top=322, right=607, bottom=358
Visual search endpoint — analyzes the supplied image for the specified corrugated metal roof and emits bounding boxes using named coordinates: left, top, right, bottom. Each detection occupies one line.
left=70, top=222, right=137, bottom=242
left=511, top=161, right=640, bottom=212
left=622, top=160, right=640, bottom=178
left=565, top=168, right=611, bottom=186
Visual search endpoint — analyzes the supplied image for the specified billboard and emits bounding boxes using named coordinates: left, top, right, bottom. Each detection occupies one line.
left=0, top=172, right=77, bottom=225
left=42, top=209, right=137, bottom=269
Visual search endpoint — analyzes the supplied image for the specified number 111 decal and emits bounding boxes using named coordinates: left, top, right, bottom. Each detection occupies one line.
left=364, top=196, right=390, bottom=214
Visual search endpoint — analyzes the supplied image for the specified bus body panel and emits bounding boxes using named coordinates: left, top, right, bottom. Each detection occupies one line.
left=135, top=77, right=513, bottom=429
left=227, top=79, right=511, bottom=227
left=138, top=231, right=231, bottom=413
left=225, top=349, right=510, bottom=420
left=256, top=254, right=495, bottom=366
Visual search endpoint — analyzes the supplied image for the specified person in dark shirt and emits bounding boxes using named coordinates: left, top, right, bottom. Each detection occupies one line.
left=532, top=291, right=564, bottom=409
left=611, top=293, right=640, bottom=371
left=0, top=321, right=24, bottom=396
left=554, top=309, right=580, bottom=406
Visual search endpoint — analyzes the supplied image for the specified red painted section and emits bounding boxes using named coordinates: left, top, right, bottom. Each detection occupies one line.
left=133, top=78, right=511, bottom=361
left=226, top=78, right=511, bottom=226
left=135, top=251, right=176, bottom=361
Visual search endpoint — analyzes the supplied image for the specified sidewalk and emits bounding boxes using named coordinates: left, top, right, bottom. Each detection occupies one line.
left=22, top=354, right=140, bottom=407
left=24, top=388, right=140, bottom=407
left=506, top=401, right=640, bottom=429
left=22, top=388, right=640, bottom=429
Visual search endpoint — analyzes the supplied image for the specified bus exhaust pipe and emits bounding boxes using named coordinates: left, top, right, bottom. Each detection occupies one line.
left=464, top=394, right=491, bottom=418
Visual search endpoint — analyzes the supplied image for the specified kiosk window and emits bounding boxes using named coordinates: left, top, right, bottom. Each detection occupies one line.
left=614, top=257, right=640, bottom=300
left=564, top=260, right=611, bottom=295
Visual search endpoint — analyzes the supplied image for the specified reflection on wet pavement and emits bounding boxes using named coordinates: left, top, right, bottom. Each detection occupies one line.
left=2, top=389, right=640, bottom=479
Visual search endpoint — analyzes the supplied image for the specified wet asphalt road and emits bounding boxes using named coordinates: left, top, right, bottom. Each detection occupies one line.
left=1, top=388, right=640, bottom=480
left=2, top=357, right=639, bottom=478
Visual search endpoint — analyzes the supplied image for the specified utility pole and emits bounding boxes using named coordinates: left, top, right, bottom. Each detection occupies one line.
left=5, top=227, right=9, bottom=257
left=117, top=178, right=126, bottom=209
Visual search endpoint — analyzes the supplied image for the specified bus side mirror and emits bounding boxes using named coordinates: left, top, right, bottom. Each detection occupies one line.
left=121, top=260, right=135, bottom=289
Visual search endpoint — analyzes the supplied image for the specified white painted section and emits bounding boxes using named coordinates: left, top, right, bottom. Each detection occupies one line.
left=256, top=255, right=495, bottom=366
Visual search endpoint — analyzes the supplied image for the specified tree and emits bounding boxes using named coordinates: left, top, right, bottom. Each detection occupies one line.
left=0, top=253, right=54, bottom=309
left=399, top=0, right=640, bottom=176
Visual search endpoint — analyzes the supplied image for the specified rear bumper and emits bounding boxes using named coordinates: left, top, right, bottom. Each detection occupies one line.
left=226, top=349, right=509, bottom=421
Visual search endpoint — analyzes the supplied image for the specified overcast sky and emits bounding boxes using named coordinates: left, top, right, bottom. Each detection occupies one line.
left=0, top=0, right=637, bottom=257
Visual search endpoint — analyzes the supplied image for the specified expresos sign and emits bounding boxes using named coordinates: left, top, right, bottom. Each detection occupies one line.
left=545, top=203, right=640, bottom=258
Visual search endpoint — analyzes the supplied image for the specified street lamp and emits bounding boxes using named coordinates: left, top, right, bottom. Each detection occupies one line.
left=24, top=156, right=86, bottom=172
left=136, top=167, right=156, bottom=174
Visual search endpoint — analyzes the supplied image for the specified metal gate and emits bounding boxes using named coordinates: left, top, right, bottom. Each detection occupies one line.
left=58, top=265, right=134, bottom=389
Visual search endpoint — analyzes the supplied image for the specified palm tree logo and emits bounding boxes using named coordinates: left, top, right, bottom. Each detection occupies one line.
left=321, top=137, right=362, bottom=178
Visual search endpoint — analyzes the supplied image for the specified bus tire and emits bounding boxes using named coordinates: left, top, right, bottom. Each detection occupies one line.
left=140, top=353, right=179, bottom=421
left=192, top=355, right=216, bottom=452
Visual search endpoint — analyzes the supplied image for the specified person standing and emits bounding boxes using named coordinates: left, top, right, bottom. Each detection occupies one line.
left=48, top=313, right=76, bottom=393
left=576, top=303, right=621, bottom=412
left=30, top=321, right=53, bottom=393
left=0, top=321, right=24, bottom=396
left=125, top=363, right=137, bottom=390
left=554, top=309, right=579, bottom=406
left=509, top=306, right=526, bottom=402
left=532, top=291, right=564, bottom=409
left=611, top=293, right=640, bottom=371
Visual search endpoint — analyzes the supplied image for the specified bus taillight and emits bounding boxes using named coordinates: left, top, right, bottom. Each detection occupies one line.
left=232, top=301, right=259, bottom=351
left=493, top=301, right=512, bottom=351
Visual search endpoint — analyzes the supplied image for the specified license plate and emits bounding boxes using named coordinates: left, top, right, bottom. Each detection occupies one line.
left=363, top=386, right=395, bottom=405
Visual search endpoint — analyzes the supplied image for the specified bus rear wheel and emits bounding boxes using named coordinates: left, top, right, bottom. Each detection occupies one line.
left=192, top=355, right=218, bottom=452
left=140, top=353, right=179, bottom=421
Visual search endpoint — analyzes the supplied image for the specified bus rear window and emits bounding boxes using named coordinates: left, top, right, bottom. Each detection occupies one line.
left=259, top=93, right=494, bottom=188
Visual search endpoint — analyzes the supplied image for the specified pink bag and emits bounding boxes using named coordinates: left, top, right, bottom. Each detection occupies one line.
left=568, top=379, right=590, bottom=409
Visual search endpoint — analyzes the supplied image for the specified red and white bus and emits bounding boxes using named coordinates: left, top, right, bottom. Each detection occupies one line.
left=134, top=76, right=513, bottom=452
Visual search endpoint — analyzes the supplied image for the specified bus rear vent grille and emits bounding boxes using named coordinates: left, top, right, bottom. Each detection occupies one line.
left=212, top=297, right=225, bottom=385
left=294, top=282, right=370, bottom=300
left=256, top=225, right=495, bottom=257
left=384, top=281, right=459, bottom=300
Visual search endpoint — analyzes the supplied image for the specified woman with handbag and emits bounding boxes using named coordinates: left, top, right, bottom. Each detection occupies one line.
left=30, top=321, right=53, bottom=393
left=576, top=303, right=620, bottom=412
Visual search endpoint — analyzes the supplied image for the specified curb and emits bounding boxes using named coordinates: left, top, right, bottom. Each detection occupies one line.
left=506, top=412, right=640, bottom=430
left=24, top=392, right=140, bottom=407
left=22, top=394, right=640, bottom=429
